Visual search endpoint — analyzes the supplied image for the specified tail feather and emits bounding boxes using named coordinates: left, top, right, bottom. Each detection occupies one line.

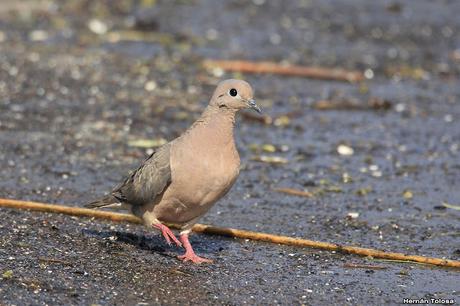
left=85, top=195, right=120, bottom=209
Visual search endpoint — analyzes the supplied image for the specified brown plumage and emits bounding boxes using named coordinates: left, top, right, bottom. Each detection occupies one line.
left=86, top=79, right=260, bottom=263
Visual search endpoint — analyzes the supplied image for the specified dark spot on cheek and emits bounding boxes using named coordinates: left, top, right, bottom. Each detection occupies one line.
left=218, top=94, right=224, bottom=98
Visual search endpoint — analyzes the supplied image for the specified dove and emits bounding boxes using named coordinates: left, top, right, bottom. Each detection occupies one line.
left=86, top=79, right=260, bottom=263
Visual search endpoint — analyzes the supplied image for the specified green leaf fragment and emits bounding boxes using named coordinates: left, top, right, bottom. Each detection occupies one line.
left=2, top=270, right=13, bottom=279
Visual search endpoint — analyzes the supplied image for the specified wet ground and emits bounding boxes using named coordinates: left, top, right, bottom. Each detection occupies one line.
left=1, top=0, right=460, bottom=305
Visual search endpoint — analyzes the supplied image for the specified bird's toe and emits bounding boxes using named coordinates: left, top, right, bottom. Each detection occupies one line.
left=178, top=253, right=213, bottom=264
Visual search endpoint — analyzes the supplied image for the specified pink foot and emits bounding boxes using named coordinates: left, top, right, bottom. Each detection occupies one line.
left=178, top=252, right=213, bottom=264
left=152, top=223, right=182, bottom=247
left=177, top=233, right=213, bottom=264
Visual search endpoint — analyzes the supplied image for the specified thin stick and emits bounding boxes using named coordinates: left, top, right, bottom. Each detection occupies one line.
left=203, top=59, right=364, bottom=83
left=274, top=187, right=314, bottom=198
left=1, top=198, right=459, bottom=268
left=0, top=198, right=142, bottom=224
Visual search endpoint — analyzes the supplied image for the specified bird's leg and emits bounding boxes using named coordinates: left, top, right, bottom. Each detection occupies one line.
left=177, top=232, right=213, bottom=264
left=152, top=223, right=182, bottom=247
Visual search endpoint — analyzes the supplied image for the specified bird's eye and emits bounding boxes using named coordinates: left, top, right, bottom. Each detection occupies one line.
left=229, top=88, right=237, bottom=97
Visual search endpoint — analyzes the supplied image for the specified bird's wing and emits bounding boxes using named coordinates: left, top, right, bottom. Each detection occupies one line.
left=112, top=143, right=171, bottom=206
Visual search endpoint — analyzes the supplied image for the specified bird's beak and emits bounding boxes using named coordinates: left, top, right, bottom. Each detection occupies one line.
left=246, top=98, right=261, bottom=113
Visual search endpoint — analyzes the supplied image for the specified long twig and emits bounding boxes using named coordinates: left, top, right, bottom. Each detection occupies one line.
left=1, top=198, right=459, bottom=268
left=203, top=59, right=364, bottom=83
left=0, top=198, right=142, bottom=224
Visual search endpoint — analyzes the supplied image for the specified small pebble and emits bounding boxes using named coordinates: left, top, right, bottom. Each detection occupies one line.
left=144, top=81, right=157, bottom=92
left=29, top=30, right=48, bottom=42
left=444, top=114, right=453, bottom=123
left=364, top=69, right=374, bottom=79
left=347, top=212, right=359, bottom=219
left=206, top=29, right=219, bottom=41
left=88, top=19, right=108, bottom=35
left=337, top=144, right=354, bottom=156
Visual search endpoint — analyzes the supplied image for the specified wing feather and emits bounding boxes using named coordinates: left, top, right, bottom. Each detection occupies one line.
left=112, top=143, right=171, bottom=206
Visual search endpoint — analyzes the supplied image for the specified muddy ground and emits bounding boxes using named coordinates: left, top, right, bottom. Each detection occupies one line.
left=0, top=0, right=459, bottom=305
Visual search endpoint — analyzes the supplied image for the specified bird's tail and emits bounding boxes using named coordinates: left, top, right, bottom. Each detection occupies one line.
left=84, top=195, right=121, bottom=209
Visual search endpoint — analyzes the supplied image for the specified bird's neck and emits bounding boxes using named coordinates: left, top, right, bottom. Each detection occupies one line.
left=202, top=105, right=237, bottom=126
left=189, top=106, right=237, bottom=143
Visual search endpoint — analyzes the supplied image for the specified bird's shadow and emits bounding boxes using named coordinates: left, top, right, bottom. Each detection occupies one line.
left=82, top=228, right=229, bottom=258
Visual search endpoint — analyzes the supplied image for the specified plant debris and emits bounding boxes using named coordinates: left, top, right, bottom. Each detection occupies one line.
left=402, top=190, right=413, bottom=200
left=274, top=187, right=314, bottom=198
left=312, top=97, right=392, bottom=111
left=203, top=60, right=364, bottom=82
left=2, top=270, right=13, bottom=279
left=442, top=202, right=460, bottom=211
left=252, top=155, right=288, bottom=164
left=128, top=138, right=167, bottom=148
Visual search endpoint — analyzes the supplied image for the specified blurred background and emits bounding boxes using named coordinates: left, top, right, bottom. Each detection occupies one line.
left=0, top=0, right=459, bottom=305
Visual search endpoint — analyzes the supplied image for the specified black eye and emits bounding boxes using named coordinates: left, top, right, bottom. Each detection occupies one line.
left=229, top=88, right=237, bottom=97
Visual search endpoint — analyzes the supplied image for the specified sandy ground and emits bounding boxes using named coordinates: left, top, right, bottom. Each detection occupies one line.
left=0, top=0, right=459, bottom=305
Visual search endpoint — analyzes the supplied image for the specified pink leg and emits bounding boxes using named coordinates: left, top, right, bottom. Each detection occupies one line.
left=177, top=233, right=213, bottom=264
left=152, top=223, right=182, bottom=247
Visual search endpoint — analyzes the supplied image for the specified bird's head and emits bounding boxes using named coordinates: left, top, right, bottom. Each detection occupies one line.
left=210, top=79, right=261, bottom=113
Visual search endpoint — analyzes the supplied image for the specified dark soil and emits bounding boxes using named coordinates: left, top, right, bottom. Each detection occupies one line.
left=0, top=0, right=459, bottom=305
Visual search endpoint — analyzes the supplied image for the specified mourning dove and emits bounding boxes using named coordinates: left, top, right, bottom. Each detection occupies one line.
left=86, top=79, right=260, bottom=263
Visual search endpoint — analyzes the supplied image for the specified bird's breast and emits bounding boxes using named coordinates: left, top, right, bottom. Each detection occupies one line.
left=154, top=145, right=239, bottom=225
left=152, top=124, right=241, bottom=225
left=169, top=139, right=240, bottom=204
